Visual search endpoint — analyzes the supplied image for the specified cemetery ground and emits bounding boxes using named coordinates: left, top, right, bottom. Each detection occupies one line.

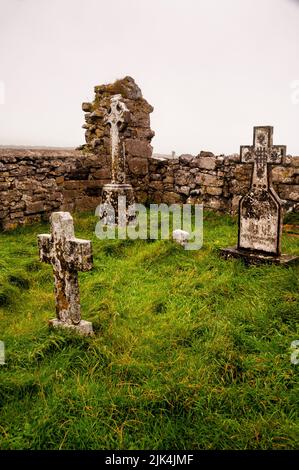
left=0, top=210, right=298, bottom=450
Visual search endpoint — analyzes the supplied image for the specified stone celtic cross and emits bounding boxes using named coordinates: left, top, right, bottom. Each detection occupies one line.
left=239, top=126, right=286, bottom=255
left=38, top=212, right=93, bottom=335
left=105, top=94, right=129, bottom=184
left=240, top=126, right=286, bottom=191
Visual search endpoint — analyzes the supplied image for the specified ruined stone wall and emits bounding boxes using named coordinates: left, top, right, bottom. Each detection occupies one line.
left=77, top=75, right=298, bottom=214
left=0, top=148, right=104, bottom=230
left=0, top=147, right=297, bottom=231
left=0, top=76, right=298, bottom=229
left=79, top=76, right=154, bottom=203
left=0, top=78, right=155, bottom=230
left=147, top=152, right=299, bottom=214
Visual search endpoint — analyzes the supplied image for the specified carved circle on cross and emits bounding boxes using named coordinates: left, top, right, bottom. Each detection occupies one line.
left=106, top=94, right=129, bottom=132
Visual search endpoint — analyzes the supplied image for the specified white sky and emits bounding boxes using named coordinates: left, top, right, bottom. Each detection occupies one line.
left=0, top=0, right=299, bottom=155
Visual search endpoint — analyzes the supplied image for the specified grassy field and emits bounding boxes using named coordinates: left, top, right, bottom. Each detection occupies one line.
left=0, top=211, right=298, bottom=450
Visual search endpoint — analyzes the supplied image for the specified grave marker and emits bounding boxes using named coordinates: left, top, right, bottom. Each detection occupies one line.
left=38, top=212, right=93, bottom=335
left=221, top=126, right=298, bottom=265
left=101, top=94, right=135, bottom=226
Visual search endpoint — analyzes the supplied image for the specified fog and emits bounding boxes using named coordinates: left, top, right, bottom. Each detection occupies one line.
left=0, top=0, right=299, bottom=155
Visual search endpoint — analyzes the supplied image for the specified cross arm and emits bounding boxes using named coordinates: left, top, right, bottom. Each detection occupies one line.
left=38, top=234, right=52, bottom=264
left=268, top=145, right=286, bottom=164
left=65, top=238, right=93, bottom=272
left=240, top=145, right=254, bottom=163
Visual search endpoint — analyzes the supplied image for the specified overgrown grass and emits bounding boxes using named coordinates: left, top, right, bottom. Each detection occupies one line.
left=0, top=211, right=298, bottom=450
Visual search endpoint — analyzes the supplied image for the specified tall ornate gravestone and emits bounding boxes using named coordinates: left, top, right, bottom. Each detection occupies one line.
left=101, top=94, right=135, bottom=225
left=38, top=212, right=94, bottom=335
left=221, top=126, right=298, bottom=265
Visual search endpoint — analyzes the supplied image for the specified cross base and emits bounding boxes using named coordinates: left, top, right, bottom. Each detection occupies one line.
left=101, top=183, right=136, bottom=226
left=49, top=319, right=94, bottom=336
left=220, top=246, right=299, bottom=266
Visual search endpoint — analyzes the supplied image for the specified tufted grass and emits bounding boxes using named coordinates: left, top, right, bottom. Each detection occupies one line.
left=0, top=210, right=298, bottom=450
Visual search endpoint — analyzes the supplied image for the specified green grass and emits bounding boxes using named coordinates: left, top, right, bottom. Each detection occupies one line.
left=0, top=211, right=298, bottom=450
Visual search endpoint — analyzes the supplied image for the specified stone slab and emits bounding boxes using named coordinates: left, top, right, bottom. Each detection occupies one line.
left=101, top=183, right=135, bottom=225
left=220, top=246, right=299, bottom=266
left=49, top=319, right=94, bottom=336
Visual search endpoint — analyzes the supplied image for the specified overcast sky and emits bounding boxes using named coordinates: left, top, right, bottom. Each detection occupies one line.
left=0, top=0, right=299, bottom=155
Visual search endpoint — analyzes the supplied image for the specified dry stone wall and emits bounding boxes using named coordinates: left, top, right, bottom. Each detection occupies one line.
left=0, top=148, right=297, bottom=230
left=148, top=152, right=299, bottom=214
left=79, top=76, right=154, bottom=203
left=0, top=148, right=101, bottom=230
left=0, top=76, right=298, bottom=230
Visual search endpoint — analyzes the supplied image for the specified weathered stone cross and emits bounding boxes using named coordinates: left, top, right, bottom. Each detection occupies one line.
left=105, top=94, right=129, bottom=184
left=38, top=212, right=93, bottom=335
left=240, top=126, right=286, bottom=192
left=101, top=94, right=135, bottom=226
left=239, top=126, right=286, bottom=255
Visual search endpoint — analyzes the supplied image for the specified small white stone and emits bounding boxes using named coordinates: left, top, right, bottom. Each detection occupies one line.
left=172, top=229, right=190, bottom=246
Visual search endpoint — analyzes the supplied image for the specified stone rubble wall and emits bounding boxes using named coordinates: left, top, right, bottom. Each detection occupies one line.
left=0, top=77, right=298, bottom=230
left=79, top=76, right=154, bottom=203
left=77, top=75, right=298, bottom=214
left=147, top=152, right=299, bottom=214
left=0, top=147, right=298, bottom=230
left=0, top=149, right=104, bottom=230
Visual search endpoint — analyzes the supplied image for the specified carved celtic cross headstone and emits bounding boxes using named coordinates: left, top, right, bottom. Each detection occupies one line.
left=100, top=94, right=135, bottom=226
left=221, top=126, right=298, bottom=265
left=239, top=126, right=286, bottom=255
left=105, top=94, right=129, bottom=184
left=38, top=212, right=93, bottom=335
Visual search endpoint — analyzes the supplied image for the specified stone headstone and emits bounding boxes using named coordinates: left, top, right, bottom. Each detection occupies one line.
left=101, top=94, right=135, bottom=226
left=38, top=212, right=93, bottom=335
left=221, top=126, right=298, bottom=265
